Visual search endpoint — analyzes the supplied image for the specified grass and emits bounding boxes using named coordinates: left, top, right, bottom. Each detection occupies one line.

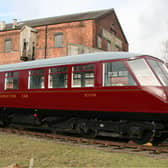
left=0, top=133, right=168, bottom=168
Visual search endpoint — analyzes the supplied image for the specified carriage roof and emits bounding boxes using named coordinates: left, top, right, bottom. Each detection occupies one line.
left=0, top=52, right=155, bottom=72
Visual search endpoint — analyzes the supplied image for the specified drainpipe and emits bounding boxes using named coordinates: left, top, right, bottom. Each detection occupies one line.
left=44, top=25, right=48, bottom=59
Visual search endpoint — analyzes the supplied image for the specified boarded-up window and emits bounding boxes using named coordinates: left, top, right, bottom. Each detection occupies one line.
left=54, top=33, right=63, bottom=48
left=5, top=39, right=12, bottom=52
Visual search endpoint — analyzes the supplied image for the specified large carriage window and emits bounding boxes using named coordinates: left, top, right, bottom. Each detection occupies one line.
left=72, top=64, right=95, bottom=87
left=127, top=59, right=161, bottom=86
left=5, top=72, right=18, bottom=90
left=148, top=59, right=168, bottom=86
left=103, top=61, right=136, bottom=86
left=29, top=69, right=45, bottom=89
left=48, top=67, right=68, bottom=88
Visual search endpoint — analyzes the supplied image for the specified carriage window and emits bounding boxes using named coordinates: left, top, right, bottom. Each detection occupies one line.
left=29, top=69, right=45, bottom=89
left=148, top=59, right=168, bottom=86
left=72, top=64, right=95, bottom=87
left=103, top=61, right=136, bottom=86
left=127, top=59, right=161, bottom=86
left=48, top=67, right=68, bottom=88
left=5, top=72, right=19, bottom=90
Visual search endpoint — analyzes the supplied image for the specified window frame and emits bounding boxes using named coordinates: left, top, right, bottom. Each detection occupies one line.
left=127, top=58, right=161, bottom=86
left=5, top=71, right=19, bottom=90
left=28, top=68, right=45, bottom=89
left=146, top=58, right=168, bottom=86
left=102, top=60, right=137, bottom=87
left=54, top=32, right=63, bottom=48
left=48, top=66, right=68, bottom=89
left=4, top=39, right=12, bottom=53
left=72, top=63, right=96, bottom=88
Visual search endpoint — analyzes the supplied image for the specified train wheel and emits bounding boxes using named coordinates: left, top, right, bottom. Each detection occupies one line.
left=79, top=122, right=98, bottom=138
left=80, top=128, right=98, bottom=138
left=1, top=120, right=9, bottom=128
left=131, top=129, right=154, bottom=145
left=153, top=134, right=168, bottom=146
left=87, top=129, right=98, bottom=138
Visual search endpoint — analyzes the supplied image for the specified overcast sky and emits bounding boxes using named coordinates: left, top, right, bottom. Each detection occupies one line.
left=0, top=0, right=168, bottom=59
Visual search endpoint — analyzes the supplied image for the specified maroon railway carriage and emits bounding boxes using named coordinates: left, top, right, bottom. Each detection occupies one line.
left=0, top=52, right=168, bottom=144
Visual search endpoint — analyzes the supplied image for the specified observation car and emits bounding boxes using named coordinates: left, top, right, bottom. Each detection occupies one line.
left=0, top=52, right=168, bottom=144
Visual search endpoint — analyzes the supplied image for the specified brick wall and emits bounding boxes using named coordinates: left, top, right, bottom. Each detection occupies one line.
left=0, top=12, right=128, bottom=64
left=36, top=20, right=94, bottom=59
left=95, top=12, right=128, bottom=51
left=0, top=20, right=94, bottom=64
left=0, top=30, right=20, bottom=64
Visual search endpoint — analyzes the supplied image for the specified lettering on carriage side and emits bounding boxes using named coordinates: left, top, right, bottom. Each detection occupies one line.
left=0, top=94, right=16, bottom=98
left=84, top=93, right=97, bottom=97
left=21, top=94, right=29, bottom=98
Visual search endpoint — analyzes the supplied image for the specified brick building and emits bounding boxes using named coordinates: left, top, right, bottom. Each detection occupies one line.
left=0, top=9, right=128, bottom=65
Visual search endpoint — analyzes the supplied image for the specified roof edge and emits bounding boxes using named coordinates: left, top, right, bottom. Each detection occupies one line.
left=0, top=52, right=148, bottom=72
left=2, top=8, right=114, bottom=31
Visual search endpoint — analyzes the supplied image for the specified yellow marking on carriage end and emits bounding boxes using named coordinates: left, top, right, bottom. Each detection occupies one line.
left=143, top=142, right=153, bottom=147
left=0, top=94, right=16, bottom=98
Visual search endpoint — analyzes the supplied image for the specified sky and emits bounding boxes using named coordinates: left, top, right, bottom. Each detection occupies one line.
left=0, top=0, right=168, bottom=59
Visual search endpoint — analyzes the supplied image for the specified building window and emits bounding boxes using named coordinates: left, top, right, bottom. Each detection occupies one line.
left=28, top=69, right=45, bottom=89
left=5, top=39, right=12, bottom=52
left=5, top=72, right=19, bottom=90
left=97, top=36, right=102, bottom=49
left=54, top=32, right=63, bottom=48
left=107, top=41, right=111, bottom=51
left=48, top=66, right=68, bottom=88
left=22, top=39, right=27, bottom=55
left=115, top=44, right=120, bottom=51
left=72, top=64, right=95, bottom=88
left=103, top=61, right=136, bottom=86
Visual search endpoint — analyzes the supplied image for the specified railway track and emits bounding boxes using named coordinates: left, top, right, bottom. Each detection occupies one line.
left=1, top=127, right=168, bottom=155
